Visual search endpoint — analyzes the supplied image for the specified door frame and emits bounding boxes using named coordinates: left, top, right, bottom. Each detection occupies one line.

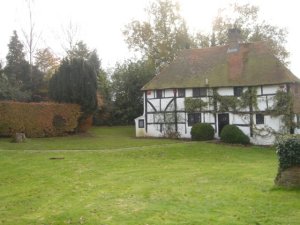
left=218, top=113, right=229, bottom=136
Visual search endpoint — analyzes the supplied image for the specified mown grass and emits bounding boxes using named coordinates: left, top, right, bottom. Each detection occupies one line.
left=0, top=126, right=299, bottom=225
left=0, top=126, right=179, bottom=150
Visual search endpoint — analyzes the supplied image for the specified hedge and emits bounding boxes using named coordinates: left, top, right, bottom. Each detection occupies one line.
left=191, top=123, right=215, bottom=141
left=220, top=124, right=250, bottom=145
left=275, top=135, right=300, bottom=171
left=0, top=101, right=81, bottom=137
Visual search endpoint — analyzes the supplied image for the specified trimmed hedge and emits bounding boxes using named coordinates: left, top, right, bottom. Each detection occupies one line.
left=275, top=135, right=300, bottom=171
left=220, top=124, right=250, bottom=145
left=191, top=123, right=215, bottom=141
left=0, top=101, right=81, bottom=137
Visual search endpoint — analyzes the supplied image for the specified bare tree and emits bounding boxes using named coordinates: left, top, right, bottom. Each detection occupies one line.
left=22, top=0, right=42, bottom=80
left=61, top=21, right=80, bottom=54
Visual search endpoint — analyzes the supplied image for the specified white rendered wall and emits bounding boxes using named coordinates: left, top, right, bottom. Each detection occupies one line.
left=135, top=85, right=291, bottom=145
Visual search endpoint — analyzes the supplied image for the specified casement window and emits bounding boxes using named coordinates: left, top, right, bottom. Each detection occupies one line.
left=156, top=90, right=163, bottom=98
left=138, top=119, right=144, bottom=128
left=193, top=88, right=207, bottom=97
left=234, top=87, right=243, bottom=97
left=188, top=113, right=201, bottom=126
left=256, top=114, right=264, bottom=125
left=178, top=89, right=185, bottom=97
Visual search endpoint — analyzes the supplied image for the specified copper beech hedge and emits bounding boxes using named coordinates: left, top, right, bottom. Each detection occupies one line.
left=0, top=101, right=82, bottom=137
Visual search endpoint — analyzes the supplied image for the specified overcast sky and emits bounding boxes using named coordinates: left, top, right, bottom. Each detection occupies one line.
left=1, top=0, right=299, bottom=78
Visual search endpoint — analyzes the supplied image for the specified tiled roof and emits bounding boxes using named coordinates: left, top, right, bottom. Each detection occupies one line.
left=142, top=42, right=300, bottom=90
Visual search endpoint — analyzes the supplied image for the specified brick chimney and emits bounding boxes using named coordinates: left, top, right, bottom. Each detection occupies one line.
left=227, top=28, right=241, bottom=53
left=227, top=28, right=243, bottom=80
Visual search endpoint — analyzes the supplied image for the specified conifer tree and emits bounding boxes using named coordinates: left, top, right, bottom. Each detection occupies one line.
left=49, top=57, right=97, bottom=118
left=4, top=30, right=30, bottom=86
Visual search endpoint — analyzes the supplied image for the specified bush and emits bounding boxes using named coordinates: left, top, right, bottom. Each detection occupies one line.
left=77, top=116, right=93, bottom=133
left=220, top=125, right=250, bottom=145
left=191, top=123, right=215, bottom=141
left=275, top=135, right=300, bottom=171
left=0, top=101, right=81, bottom=137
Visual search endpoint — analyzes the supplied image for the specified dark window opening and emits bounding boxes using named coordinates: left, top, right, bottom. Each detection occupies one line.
left=234, top=87, right=243, bottom=97
left=256, top=114, right=264, bottom=124
left=193, top=88, right=207, bottom=97
left=156, top=90, right=163, bottom=98
left=178, top=89, right=185, bottom=97
left=138, top=119, right=144, bottom=128
left=188, top=113, right=201, bottom=126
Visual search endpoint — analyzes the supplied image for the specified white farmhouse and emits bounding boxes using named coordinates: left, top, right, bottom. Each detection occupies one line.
left=135, top=29, right=300, bottom=145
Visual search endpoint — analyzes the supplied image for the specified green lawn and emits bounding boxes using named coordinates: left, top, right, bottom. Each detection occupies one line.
left=0, top=126, right=299, bottom=225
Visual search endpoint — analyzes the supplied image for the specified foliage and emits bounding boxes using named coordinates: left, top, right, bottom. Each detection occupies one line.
left=213, top=91, right=239, bottom=112
left=0, top=101, right=81, bottom=137
left=162, top=109, right=181, bottom=139
left=218, top=96, right=239, bottom=112
left=63, top=41, right=110, bottom=125
left=94, top=68, right=112, bottom=126
left=196, top=3, right=289, bottom=64
left=270, top=90, right=294, bottom=132
left=49, top=57, right=98, bottom=120
left=34, top=48, right=60, bottom=80
left=123, top=0, right=194, bottom=71
left=93, top=93, right=113, bottom=126
left=67, top=41, right=103, bottom=74
left=111, top=59, right=155, bottom=124
left=67, top=41, right=90, bottom=60
left=77, top=115, right=93, bottom=133
left=0, top=74, right=31, bottom=101
left=4, top=30, right=47, bottom=101
left=163, top=123, right=181, bottom=139
left=97, top=70, right=111, bottom=102
left=212, top=88, right=258, bottom=112
left=239, top=87, right=258, bottom=109
left=184, top=97, right=207, bottom=113
left=191, top=123, right=215, bottom=141
left=271, top=90, right=293, bottom=115
left=4, top=30, right=31, bottom=86
left=220, top=124, right=250, bottom=145
left=275, top=135, right=300, bottom=171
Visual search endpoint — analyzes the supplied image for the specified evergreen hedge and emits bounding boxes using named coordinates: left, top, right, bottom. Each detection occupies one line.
left=191, top=123, right=215, bottom=141
left=220, top=125, right=250, bottom=145
left=275, top=135, right=300, bottom=171
left=0, top=101, right=81, bottom=137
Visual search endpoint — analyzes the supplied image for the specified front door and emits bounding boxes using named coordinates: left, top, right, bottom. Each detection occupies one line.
left=218, top=113, right=229, bottom=136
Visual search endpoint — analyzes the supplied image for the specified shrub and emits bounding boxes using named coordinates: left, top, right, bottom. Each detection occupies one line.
left=191, top=123, right=214, bottom=141
left=0, top=101, right=81, bottom=137
left=77, top=116, right=93, bottom=133
left=275, top=135, right=300, bottom=171
left=220, top=125, right=250, bottom=145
